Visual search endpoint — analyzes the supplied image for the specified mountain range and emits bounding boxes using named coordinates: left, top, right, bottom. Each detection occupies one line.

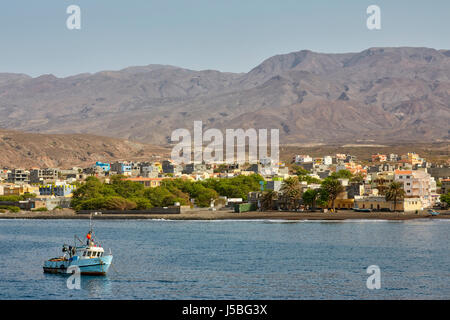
left=0, top=47, right=449, bottom=146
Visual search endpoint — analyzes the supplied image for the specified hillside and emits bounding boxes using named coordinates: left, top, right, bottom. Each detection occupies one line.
left=0, top=47, right=449, bottom=145
left=0, top=129, right=169, bottom=168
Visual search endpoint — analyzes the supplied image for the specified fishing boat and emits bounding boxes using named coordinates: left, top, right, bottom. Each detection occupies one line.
left=43, top=212, right=113, bottom=275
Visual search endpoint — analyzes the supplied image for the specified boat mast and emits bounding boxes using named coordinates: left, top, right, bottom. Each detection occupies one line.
left=89, top=212, right=99, bottom=232
left=88, top=212, right=100, bottom=246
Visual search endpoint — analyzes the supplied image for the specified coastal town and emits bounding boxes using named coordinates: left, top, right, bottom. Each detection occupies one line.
left=1, top=150, right=449, bottom=218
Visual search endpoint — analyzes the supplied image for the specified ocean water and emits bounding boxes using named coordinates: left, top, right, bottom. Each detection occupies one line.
left=0, top=218, right=448, bottom=300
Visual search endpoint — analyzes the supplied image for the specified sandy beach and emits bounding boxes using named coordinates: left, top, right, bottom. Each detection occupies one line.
left=0, top=208, right=448, bottom=221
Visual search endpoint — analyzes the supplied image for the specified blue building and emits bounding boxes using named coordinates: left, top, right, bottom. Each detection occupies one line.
left=95, top=161, right=111, bottom=172
left=39, top=184, right=76, bottom=197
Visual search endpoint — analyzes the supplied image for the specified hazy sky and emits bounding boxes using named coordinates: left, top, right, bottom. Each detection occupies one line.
left=1, top=0, right=449, bottom=77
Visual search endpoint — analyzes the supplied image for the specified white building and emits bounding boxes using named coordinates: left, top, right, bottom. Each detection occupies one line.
left=141, top=165, right=160, bottom=178
left=294, top=155, right=313, bottom=164
left=394, top=169, right=436, bottom=208
left=323, top=156, right=333, bottom=165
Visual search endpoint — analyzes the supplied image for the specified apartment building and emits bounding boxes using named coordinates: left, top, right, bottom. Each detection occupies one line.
left=39, top=183, right=76, bottom=197
left=110, top=162, right=132, bottom=176
left=30, top=168, right=59, bottom=184
left=7, top=169, right=30, bottom=184
left=394, top=169, right=436, bottom=208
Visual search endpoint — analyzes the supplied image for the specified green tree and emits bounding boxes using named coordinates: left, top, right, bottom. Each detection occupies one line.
left=293, top=165, right=310, bottom=176
left=385, top=181, right=406, bottom=212
left=280, top=176, right=303, bottom=211
left=0, top=195, right=22, bottom=202
left=440, top=192, right=450, bottom=208
left=297, top=175, right=322, bottom=185
left=110, top=175, right=145, bottom=198
left=321, top=178, right=345, bottom=212
left=22, top=193, right=37, bottom=200
left=330, top=169, right=353, bottom=180
left=75, top=197, right=107, bottom=210
left=194, top=187, right=218, bottom=208
left=350, top=173, right=365, bottom=184
left=144, top=186, right=177, bottom=207
left=130, top=197, right=153, bottom=210
left=104, top=196, right=137, bottom=210
left=0, top=206, right=20, bottom=213
left=260, top=190, right=278, bottom=211
left=302, top=189, right=320, bottom=211
left=71, top=177, right=106, bottom=209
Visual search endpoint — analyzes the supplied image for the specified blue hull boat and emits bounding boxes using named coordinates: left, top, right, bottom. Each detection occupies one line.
left=43, top=251, right=113, bottom=275
left=43, top=212, right=113, bottom=276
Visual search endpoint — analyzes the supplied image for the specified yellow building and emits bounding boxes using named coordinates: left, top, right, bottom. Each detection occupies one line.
left=354, top=196, right=422, bottom=212
left=401, top=153, right=422, bottom=166
left=125, top=177, right=165, bottom=188
left=332, top=199, right=355, bottom=209
left=2, top=184, right=40, bottom=196
left=153, top=162, right=163, bottom=173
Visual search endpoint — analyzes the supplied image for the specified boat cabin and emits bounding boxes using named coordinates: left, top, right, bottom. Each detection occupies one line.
left=78, top=246, right=105, bottom=259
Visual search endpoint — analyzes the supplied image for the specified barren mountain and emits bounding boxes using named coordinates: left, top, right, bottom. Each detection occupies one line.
left=0, top=47, right=449, bottom=145
left=0, top=129, right=169, bottom=168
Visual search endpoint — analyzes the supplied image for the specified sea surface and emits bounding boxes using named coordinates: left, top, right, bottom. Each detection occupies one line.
left=0, top=218, right=448, bottom=299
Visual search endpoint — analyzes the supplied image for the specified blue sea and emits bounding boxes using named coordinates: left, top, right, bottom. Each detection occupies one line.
left=0, top=218, right=448, bottom=299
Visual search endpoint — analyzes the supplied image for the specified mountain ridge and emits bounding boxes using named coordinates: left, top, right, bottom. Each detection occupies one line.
left=0, top=47, right=449, bottom=145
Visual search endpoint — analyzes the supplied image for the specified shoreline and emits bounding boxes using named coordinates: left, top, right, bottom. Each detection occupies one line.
left=0, top=209, right=449, bottom=221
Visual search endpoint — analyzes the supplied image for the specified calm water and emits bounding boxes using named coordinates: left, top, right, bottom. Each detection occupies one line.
left=0, top=218, right=448, bottom=299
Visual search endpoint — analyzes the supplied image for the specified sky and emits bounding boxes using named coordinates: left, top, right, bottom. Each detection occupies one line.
left=0, top=0, right=449, bottom=77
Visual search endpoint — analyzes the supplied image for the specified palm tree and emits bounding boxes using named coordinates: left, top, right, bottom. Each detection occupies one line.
left=321, top=178, right=345, bottom=212
left=302, top=189, right=320, bottom=211
left=260, top=190, right=278, bottom=211
left=385, top=181, right=406, bottom=212
left=280, top=177, right=303, bottom=211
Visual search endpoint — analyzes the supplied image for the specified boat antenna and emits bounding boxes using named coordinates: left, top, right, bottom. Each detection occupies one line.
left=89, top=211, right=99, bottom=233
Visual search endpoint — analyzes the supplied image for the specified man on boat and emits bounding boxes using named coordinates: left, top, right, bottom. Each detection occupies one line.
left=86, top=231, right=92, bottom=246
